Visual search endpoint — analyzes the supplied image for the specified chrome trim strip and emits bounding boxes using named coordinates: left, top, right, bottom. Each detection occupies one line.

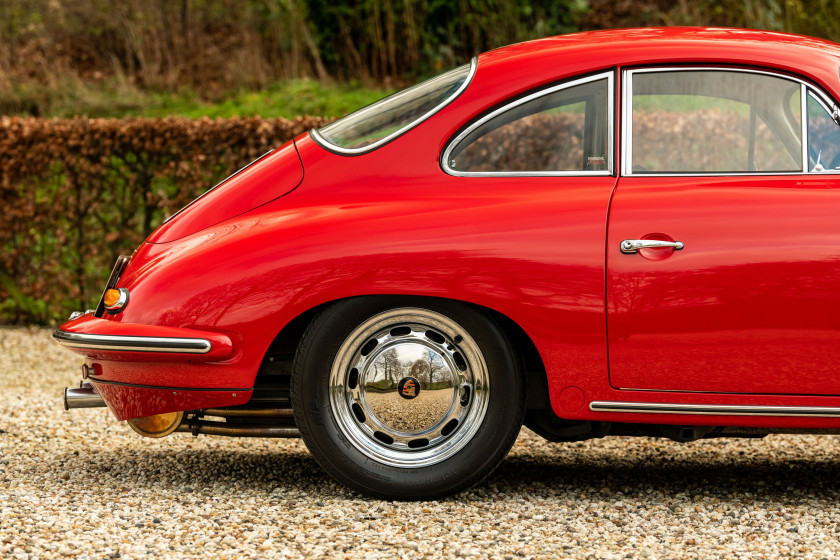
left=590, top=401, right=840, bottom=417
left=802, top=83, right=808, bottom=173
left=621, top=68, right=632, bottom=177
left=622, top=66, right=840, bottom=177
left=442, top=71, right=615, bottom=177
left=312, top=57, right=478, bottom=156
left=53, top=330, right=212, bottom=354
left=443, top=168, right=613, bottom=178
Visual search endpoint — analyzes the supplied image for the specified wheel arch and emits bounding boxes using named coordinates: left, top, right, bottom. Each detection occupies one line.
left=257, top=295, right=548, bottom=398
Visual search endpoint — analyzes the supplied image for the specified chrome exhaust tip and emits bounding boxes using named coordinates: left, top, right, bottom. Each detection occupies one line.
left=63, top=384, right=106, bottom=410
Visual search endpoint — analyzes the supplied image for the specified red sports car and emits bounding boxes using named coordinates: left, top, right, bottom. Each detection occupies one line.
left=57, top=27, right=840, bottom=499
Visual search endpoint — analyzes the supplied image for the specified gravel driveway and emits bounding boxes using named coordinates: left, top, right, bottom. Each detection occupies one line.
left=3, top=327, right=840, bottom=558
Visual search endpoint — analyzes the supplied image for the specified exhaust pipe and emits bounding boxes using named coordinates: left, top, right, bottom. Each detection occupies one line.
left=202, top=406, right=294, bottom=418
left=176, top=406, right=300, bottom=437
left=63, top=382, right=106, bottom=410
left=127, top=406, right=300, bottom=438
left=64, top=384, right=300, bottom=438
left=174, top=419, right=300, bottom=438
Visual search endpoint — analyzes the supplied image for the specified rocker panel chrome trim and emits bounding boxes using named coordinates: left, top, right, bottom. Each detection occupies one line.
left=53, top=330, right=212, bottom=354
left=589, top=401, right=840, bottom=417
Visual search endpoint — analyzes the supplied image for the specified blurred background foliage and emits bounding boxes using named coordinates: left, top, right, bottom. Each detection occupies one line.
left=0, top=115, right=327, bottom=324
left=3, top=0, right=840, bottom=119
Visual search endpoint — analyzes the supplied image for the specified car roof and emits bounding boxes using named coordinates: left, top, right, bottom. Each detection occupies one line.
left=473, top=27, right=840, bottom=101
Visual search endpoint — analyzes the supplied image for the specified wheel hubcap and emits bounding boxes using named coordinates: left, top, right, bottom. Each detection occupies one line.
left=329, top=308, right=490, bottom=468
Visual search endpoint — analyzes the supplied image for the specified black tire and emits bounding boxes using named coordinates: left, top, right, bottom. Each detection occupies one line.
left=291, top=296, right=524, bottom=500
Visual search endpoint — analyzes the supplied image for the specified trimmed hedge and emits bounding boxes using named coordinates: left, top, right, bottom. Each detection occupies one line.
left=0, top=116, right=329, bottom=325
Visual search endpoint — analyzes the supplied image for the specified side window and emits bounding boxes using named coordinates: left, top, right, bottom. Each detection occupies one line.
left=444, top=74, right=612, bottom=174
left=629, top=70, right=802, bottom=174
left=807, top=92, right=840, bottom=172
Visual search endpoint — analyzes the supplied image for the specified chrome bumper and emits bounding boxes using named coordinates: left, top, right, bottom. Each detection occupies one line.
left=53, top=330, right=212, bottom=354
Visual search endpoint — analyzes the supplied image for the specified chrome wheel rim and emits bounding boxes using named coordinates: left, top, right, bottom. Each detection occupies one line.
left=329, top=308, right=490, bottom=468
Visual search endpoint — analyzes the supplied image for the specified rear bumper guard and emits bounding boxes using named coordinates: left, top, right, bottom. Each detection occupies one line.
left=53, top=314, right=234, bottom=362
left=54, top=330, right=212, bottom=354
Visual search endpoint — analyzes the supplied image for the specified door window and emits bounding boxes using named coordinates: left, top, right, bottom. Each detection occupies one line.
left=626, top=69, right=803, bottom=174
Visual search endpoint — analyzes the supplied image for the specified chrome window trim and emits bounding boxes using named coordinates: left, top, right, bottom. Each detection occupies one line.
left=53, top=330, right=212, bottom=354
left=809, top=89, right=839, bottom=119
left=311, top=57, right=478, bottom=156
left=802, top=83, right=809, bottom=172
left=621, top=66, right=840, bottom=177
left=590, top=401, right=840, bottom=417
left=621, top=69, right=633, bottom=177
left=442, top=71, right=615, bottom=177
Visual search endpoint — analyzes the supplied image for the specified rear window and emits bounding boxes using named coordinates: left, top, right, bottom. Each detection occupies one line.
left=444, top=73, right=612, bottom=175
left=311, top=60, right=476, bottom=154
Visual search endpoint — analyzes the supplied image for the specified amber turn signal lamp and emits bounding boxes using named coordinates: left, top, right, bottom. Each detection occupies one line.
left=103, top=288, right=129, bottom=314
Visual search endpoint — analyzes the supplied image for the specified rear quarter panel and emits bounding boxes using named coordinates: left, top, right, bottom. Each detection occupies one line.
left=115, top=130, right=616, bottom=405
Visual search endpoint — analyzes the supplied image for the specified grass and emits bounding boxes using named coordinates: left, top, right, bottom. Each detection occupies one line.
left=2, top=78, right=396, bottom=120
left=129, top=80, right=396, bottom=120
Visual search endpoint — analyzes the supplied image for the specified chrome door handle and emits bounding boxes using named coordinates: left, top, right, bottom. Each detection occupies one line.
left=620, top=239, right=684, bottom=254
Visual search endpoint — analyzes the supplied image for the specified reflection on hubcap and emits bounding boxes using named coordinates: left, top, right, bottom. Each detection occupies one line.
left=329, top=308, right=490, bottom=468
left=365, top=342, right=454, bottom=432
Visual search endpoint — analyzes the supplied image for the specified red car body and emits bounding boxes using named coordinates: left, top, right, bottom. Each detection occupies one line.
left=56, top=28, right=840, bottom=497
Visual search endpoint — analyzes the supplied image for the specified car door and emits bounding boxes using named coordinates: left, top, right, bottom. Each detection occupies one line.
left=607, top=68, right=840, bottom=395
left=440, top=72, right=618, bottom=395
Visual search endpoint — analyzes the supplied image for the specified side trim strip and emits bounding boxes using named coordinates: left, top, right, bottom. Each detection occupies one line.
left=53, top=330, right=212, bottom=354
left=589, top=401, right=840, bottom=418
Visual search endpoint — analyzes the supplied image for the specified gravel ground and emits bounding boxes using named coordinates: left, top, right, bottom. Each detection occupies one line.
left=4, top=327, right=840, bottom=559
